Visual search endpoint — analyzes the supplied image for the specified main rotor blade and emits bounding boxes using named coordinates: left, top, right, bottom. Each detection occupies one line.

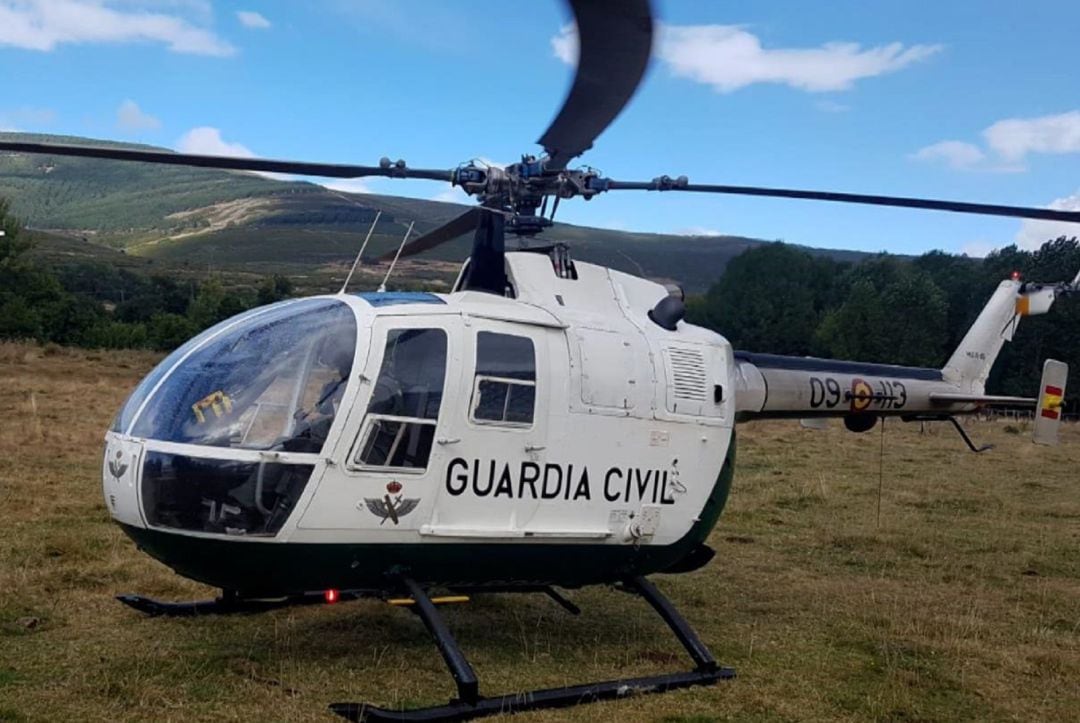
left=538, top=0, right=653, bottom=170
left=380, top=207, right=483, bottom=261
left=0, top=140, right=452, bottom=182
left=604, top=180, right=1080, bottom=224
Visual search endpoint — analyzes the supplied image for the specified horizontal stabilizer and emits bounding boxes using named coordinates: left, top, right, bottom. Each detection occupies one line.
left=929, top=393, right=1036, bottom=406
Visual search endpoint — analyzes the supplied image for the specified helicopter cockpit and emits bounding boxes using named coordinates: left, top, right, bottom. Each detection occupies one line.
left=110, top=298, right=357, bottom=536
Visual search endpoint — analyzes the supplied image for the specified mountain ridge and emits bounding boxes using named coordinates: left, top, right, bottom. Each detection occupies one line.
left=0, top=132, right=875, bottom=292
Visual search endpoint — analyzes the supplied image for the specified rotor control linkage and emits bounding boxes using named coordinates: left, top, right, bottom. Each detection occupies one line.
left=329, top=576, right=734, bottom=723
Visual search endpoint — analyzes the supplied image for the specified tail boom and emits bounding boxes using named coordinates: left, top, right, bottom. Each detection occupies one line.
left=733, top=269, right=1077, bottom=427
left=732, top=352, right=1033, bottom=423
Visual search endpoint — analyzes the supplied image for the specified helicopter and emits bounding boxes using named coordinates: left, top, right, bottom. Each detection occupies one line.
left=2, top=0, right=1079, bottom=721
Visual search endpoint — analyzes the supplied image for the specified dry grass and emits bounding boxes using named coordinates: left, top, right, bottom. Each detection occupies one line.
left=1, top=341, right=1078, bottom=722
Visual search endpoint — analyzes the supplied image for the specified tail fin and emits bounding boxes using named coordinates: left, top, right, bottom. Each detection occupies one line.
left=1034, top=359, right=1068, bottom=446
left=943, top=273, right=1078, bottom=391
left=942, top=279, right=1022, bottom=390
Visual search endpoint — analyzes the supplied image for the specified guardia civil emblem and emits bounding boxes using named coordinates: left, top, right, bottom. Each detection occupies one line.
left=364, top=481, right=419, bottom=525
left=108, top=449, right=129, bottom=481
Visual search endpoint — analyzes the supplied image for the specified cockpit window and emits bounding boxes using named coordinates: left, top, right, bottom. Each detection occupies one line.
left=110, top=304, right=281, bottom=434
left=130, top=299, right=357, bottom=453
left=471, top=332, right=536, bottom=425
left=142, top=452, right=313, bottom=536
left=353, top=328, right=447, bottom=470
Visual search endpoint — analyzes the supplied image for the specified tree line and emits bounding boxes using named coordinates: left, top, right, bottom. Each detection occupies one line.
left=2, top=195, right=1077, bottom=407
left=687, top=237, right=1080, bottom=406
left=0, top=198, right=291, bottom=350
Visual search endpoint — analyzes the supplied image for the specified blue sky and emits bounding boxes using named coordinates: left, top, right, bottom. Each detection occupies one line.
left=1, top=0, right=1078, bottom=256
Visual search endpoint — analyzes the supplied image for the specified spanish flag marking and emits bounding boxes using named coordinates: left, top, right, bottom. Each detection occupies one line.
left=1041, top=384, right=1063, bottom=420
left=1015, top=296, right=1031, bottom=316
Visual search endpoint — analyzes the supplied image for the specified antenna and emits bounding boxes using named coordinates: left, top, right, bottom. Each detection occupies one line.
left=379, top=221, right=415, bottom=293
left=339, top=210, right=382, bottom=294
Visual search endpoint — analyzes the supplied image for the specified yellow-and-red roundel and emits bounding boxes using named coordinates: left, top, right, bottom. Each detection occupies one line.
left=850, top=378, right=873, bottom=412
left=1041, top=384, right=1064, bottom=420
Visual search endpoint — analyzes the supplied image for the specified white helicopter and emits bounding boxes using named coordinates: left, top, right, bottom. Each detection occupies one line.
left=3, top=0, right=1078, bottom=720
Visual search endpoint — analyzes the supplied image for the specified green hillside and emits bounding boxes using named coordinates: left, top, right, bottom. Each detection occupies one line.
left=1, top=132, right=870, bottom=292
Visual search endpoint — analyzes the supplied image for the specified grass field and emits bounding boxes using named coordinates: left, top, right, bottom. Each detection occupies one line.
left=1, top=342, right=1077, bottom=722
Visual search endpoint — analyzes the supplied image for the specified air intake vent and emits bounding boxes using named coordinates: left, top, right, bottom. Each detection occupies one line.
left=666, top=348, right=707, bottom=402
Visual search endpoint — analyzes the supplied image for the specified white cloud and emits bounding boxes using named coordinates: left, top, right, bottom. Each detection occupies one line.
left=0, top=106, right=56, bottom=131
left=594, top=219, right=630, bottom=232
left=474, top=156, right=505, bottom=170
left=176, top=126, right=254, bottom=156
left=0, top=0, right=235, bottom=56
left=959, top=240, right=996, bottom=258
left=116, top=99, right=160, bottom=131
left=815, top=99, right=850, bottom=113
left=677, top=226, right=723, bottom=236
left=551, top=23, right=575, bottom=64
left=176, top=126, right=291, bottom=179
left=983, top=111, right=1080, bottom=162
left=431, top=186, right=471, bottom=204
left=659, top=26, right=941, bottom=93
left=917, top=110, right=1080, bottom=172
left=552, top=23, right=941, bottom=93
left=235, top=10, right=269, bottom=29
left=322, top=179, right=373, bottom=195
left=112, top=1, right=212, bottom=21
left=911, top=140, right=985, bottom=170
left=1015, top=190, right=1080, bottom=250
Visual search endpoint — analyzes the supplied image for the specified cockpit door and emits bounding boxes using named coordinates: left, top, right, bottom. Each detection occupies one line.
left=421, top=319, right=551, bottom=537
left=296, top=315, right=461, bottom=531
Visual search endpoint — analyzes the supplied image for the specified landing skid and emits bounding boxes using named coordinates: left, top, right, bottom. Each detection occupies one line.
left=116, top=589, right=370, bottom=617
left=330, top=576, right=734, bottom=723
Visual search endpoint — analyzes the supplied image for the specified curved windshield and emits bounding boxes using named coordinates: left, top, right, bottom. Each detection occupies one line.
left=130, top=299, right=358, bottom=453
left=111, top=303, right=288, bottom=434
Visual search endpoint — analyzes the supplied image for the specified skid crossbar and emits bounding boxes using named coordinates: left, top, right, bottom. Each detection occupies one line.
left=329, top=576, right=733, bottom=723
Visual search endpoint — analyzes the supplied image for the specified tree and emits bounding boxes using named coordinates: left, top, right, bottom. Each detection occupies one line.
left=0, top=198, right=34, bottom=272
left=816, top=257, right=948, bottom=366
left=257, top=274, right=293, bottom=305
left=0, top=200, right=49, bottom=339
left=815, top=278, right=887, bottom=361
left=689, top=243, right=842, bottom=355
left=186, top=278, right=227, bottom=330
left=148, top=313, right=198, bottom=350
left=913, top=250, right=985, bottom=350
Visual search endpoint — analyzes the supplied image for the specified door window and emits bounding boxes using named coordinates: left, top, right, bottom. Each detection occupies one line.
left=353, top=328, right=447, bottom=470
left=471, top=331, right=536, bottom=426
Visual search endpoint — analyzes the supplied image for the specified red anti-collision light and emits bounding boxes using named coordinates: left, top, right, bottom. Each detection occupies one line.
left=325, top=589, right=339, bottom=604
left=1011, top=270, right=1022, bottom=280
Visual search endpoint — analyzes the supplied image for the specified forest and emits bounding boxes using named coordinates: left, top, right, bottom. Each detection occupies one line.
left=687, top=237, right=1080, bottom=406
left=0, top=199, right=291, bottom=350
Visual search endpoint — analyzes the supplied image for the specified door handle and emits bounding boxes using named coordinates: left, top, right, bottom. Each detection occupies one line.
left=437, top=437, right=461, bottom=445
left=524, top=444, right=546, bottom=452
